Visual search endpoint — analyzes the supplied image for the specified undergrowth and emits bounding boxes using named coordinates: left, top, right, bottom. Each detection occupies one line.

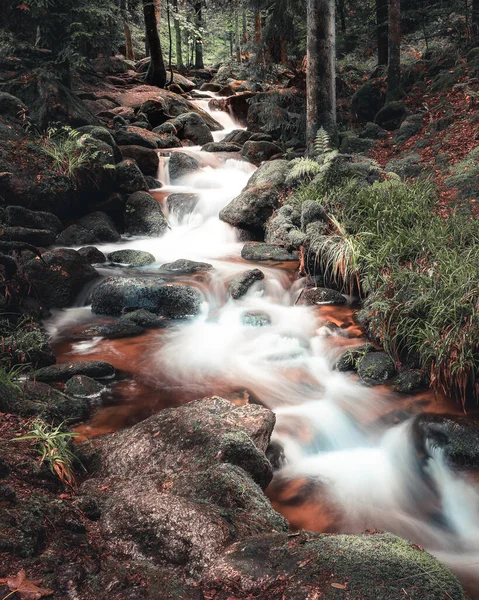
left=291, top=176, right=479, bottom=407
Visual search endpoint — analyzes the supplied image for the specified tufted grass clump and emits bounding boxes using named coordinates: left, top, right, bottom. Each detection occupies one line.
left=291, top=176, right=479, bottom=407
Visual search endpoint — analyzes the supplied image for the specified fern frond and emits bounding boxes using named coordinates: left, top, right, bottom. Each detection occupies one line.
left=314, top=127, right=330, bottom=155
left=286, top=158, right=322, bottom=183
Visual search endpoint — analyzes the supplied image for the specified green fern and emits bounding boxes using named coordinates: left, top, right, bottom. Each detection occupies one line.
left=313, top=127, right=331, bottom=156
left=286, top=158, right=322, bottom=183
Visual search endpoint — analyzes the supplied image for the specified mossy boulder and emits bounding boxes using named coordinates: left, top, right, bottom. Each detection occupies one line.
left=124, top=191, right=168, bottom=237
left=34, top=360, right=115, bottom=382
left=386, top=153, right=423, bottom=179
left=160, top=259, right=213, bottom=274
left=375, top=101, right=409, bottom=131
left=339, top=133, right=375, bottom=154
left=241, top=141, right=283, bottom=165
left=120, top=308, right=171, bottom=328
left=351, top=79, right=386, bottom=123
left=359, top=122, right=389, bottom=140
left=357, top=351, right=396, bottom=385
left=302, top=287, right=346, bottom=306
left=91, top=277, right=202, bottom=318
left=229, top=269, right=265, bottom=299
left=5, top=205, right=63, bottom=234
left=172, top=112, right=214, bottom=145
left=202, top=531, right=466, bottom=599
left=169, top=151, right=201, bottom=182
left=413, top=413, right=479, bottom=467
left=72, top=321, right=144, bottom=340
left=335, top=343, right=376, bottom=372
left=241, top=243, right=299, bottom=262
left=114, top=159, right=148, bottom=195
left=393, top=369, right=428, bottom=394
left=65, top=375, right=106, bottom=398
left=118, top=145, right=159, bottom=176
left=107, top=249, right=156, bottom=267
left=393, top=113, right=424, bottom=144
left=16, top=381, right=90, bottom=422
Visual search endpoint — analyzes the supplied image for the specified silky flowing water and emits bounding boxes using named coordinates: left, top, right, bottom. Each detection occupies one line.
left=47, top=99, right=479, bottom=594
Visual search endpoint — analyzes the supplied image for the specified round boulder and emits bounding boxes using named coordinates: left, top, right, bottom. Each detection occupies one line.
left=241, top=141, right=283, bottom=165
left=168, top=152, right=201, bottom=182
left=119, top=145, right=159, bottom=176
left=357, top=352, right=396, bottom=385
left=124, top=191, right=168, bottom=237
left=107, top=249, right=156, bottom=267
left=115, top=159, right=149, bottom=195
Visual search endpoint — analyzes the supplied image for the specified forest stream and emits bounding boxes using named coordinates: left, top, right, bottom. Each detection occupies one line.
left=40, top=97, right=479, bottom=595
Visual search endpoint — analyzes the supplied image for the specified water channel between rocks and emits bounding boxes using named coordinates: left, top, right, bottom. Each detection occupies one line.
left=47, top=97, right=479, bottom=594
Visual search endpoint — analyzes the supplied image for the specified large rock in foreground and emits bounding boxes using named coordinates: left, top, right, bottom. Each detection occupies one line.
left=91, top=277, right=202, bottom=318
left=219, top=160, right=291, bottom=235
left=23, top=249, right=98, bottom=308
left=81, top=397, right=286, bottom=576
left=202, top=531, right=466, bottom=600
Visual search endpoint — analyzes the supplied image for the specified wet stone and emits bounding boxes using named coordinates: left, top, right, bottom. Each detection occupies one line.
left=65, top=375, right=106, bottom=398
left=229, top=269, right=265, bottom=299
left=72, top=321, right=145, bottom=340
left=78, top=246, right=106, bottom=264
left=302, top=287, right=346, bottom=306
left=107, top=249, right=156, bottom=267
left=120, top=309, right=172, bottom=329
left=241, top=312, right=272, bottom=327
left=357, top=352, right=396, bottom=385
left=161, top=259, right=213, bottom=274
left=241, top=243, right=299, bottom=262
left=34, top=360, right=116, bottom=382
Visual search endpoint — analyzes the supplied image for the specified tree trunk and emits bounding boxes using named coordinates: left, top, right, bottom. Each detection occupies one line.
left=337, top=0, right=346, bottom=33
left=173, top=0, right=183, bottom=68
left=254, top=3, right=263, bottom=63
left=194, top=1, right=204, bottom=69
left=376, top=0, right=388, bottom=66
left=387, top=0, right=401, bottom=98
left=143, top=0, right=167, bottom=87
left=306, top=0, right=337, bottom=150
left=235, top=0, right=241, bottom=62
left=242, top=8, right=248, bottom=44
left=473, top=0, right=479, bottom=36
left=120, top=0, right=135, bottom=60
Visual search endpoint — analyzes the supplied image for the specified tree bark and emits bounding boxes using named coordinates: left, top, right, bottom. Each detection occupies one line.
left=376, top=0, right=388, bottom=66
left=473, top=0, right=479, bottom=36
left=254, top=3, right=264, bottom=64
left=143, top=0, right=167, bottom=87
left=306, top=0, right=337, bottom=150
left=173, top=0, right=183, bottom=68
left=235, top=0, right=241, bottom=62
left=242, top=8, right=248, bottom=44
left=120, top=0, right=135, bottom=60
left=387, top=0, right=401, bottom=98
left=194, top=1, right=204, bottom=69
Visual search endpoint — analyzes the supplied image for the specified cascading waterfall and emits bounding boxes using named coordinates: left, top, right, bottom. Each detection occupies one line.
left=49, top=94, right=479, bottom=593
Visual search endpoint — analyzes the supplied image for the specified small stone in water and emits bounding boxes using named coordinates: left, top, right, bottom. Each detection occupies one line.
left=242, top=311, right=271, bottom=327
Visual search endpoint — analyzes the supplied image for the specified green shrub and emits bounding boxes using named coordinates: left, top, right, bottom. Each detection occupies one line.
left=290, top=176, right=479, bottom=406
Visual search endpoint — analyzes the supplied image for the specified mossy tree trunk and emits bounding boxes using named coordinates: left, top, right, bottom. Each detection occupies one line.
left=376, top=0, right=388, bottom=66
left=306, top=0, right=337, bottom=151
left=387, top=0, right=401, bottom=98
left=143, top=0, right=167, bottom=87
left=173, top=0, right=184, bottom=69
left=194, top=1, right=204, bottom=69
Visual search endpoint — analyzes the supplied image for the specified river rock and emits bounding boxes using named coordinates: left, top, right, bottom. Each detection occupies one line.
left=34, top=360, right=115, bottom=382
left=241, top=141, right=283, bottom=165
left=107, top=249, right=156, bottom=267
left=302, top=287, right=347, bottom=306
left=155, top=133, right=182, bottom=149
left=114, top=125, right=159, bottom=149
left=169, top=152, right=201, bottom=182
left=124, top=191, right=168, bottom=237
left=56, top=224, right=98, bottom=246
left=219, top=160, right=291, bottom=234
left=4, top=322, right=56, bottom=369
left=119, top=145, right=159, bottom=176
left=201, top=142, right=242, bottom=152
left=16, top=381, right=90, bottom=423
left=173, top=112, right=214, bottom=145
left=23, top=249, right=98, bottom=308
left=153, top=121, right=177, bottom=135
left=229, top=269, right=265, bottom=299
left=76, top=125, right=123, bottom=163
left=202, top=531, right=465, bottom=600
left=166, top=193, right=199, bottom=223
left=413, top=413, right=479, bottom=467
left=73, top=321, right=145, bottom=340
left=241, top=243, right=299, bottom=262
left=357, top=352, right=396, bottom=385
left=78, top=212, right=120, bottom=243
left=393, top=369, right=428, bottom=394
left=91, top=277, right=202, bottom=318
left=335, top=344, right=376, bottom=372
left=2, top=226, right=57, bottom=247
left=5, top=205, right=63, bottom=233
left=138, top=98, right=171, bottom=127
left=242, top=311, right=272, bottom=327
left=65, top=375, right=106, bottom=398
left=80, top=398, right=285, bottom=575
left=78, top=246, right=107, bottom=264
left=223, top=129, right=253, bottom=145
left=120, top=309, right=171, bottom=328
left=160, top=259, right=213, bottom=273
left=114, top=159, right=148, bottom=194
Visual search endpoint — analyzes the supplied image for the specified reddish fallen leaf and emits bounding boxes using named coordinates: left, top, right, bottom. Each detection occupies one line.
left=0, top=569, right=53, bottom=599
left=411, top=543, right=424, bottom=551
left=16, top=3, right=30, bottom=10
left=331, top=583, right=347, bottom=589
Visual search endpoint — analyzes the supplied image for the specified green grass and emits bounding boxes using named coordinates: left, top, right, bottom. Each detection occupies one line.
left=290, top=176, right=479, bottom=407
left=13, top=419, right=81, bottom=488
